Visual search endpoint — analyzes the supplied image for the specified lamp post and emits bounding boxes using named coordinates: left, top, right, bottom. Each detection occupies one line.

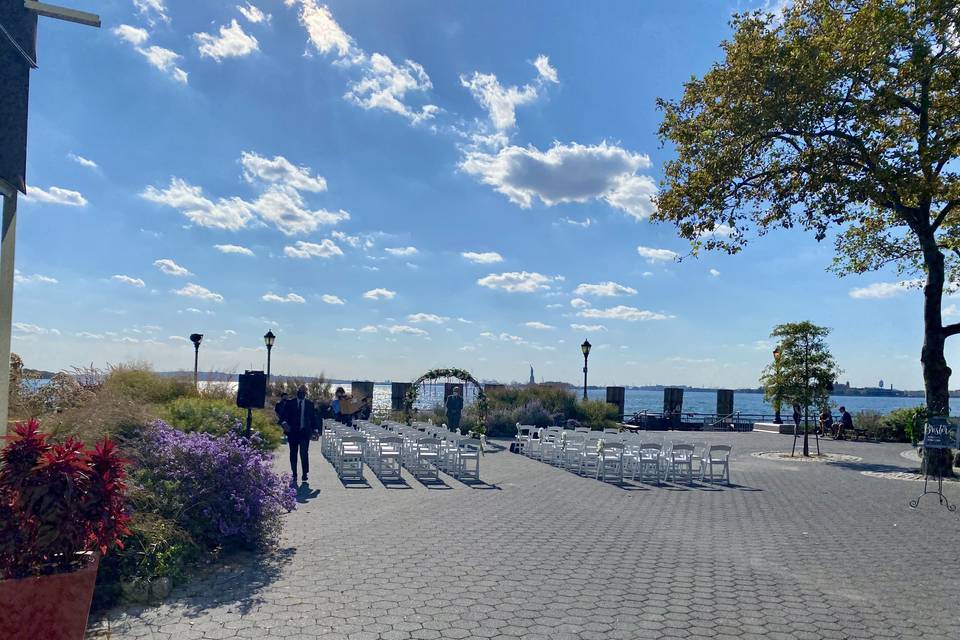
left=772, top=345, right=782, bottom=424
left=190, top=333, right=203, bottom=390
left=264, top=330, right=275, bottom=381
left=581, top=339, right=592, bottom=400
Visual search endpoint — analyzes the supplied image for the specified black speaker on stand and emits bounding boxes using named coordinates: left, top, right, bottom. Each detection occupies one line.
left=237, top=370, right=267, bottom=437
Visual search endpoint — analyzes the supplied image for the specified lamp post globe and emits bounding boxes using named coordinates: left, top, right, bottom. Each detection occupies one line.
left=189, top=333, right=203, bottom=390
left=580, top=339, right=592, bottom=400
left=264, top=330, right=276, bottom=380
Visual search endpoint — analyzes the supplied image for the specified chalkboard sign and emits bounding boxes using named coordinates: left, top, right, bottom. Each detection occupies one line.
left=922, top=417, right=959, bottom=449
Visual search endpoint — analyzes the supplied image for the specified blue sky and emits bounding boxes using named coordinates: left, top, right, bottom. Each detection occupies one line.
left=10, top=0, right=947, bottom=388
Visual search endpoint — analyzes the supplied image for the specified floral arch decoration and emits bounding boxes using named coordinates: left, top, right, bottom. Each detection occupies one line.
left=404, top=367, right=488, bottom=432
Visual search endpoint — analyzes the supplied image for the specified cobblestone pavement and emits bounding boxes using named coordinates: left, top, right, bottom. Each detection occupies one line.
left=89, top=432, right=960, bottom=639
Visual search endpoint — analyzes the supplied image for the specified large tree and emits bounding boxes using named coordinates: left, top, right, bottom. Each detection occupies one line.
left=760, top=322, right=840, bottom=456
left=655, top=0, right=959, bottom=473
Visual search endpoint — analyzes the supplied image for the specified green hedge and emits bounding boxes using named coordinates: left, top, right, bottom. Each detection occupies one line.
left=161, top=397, right=282, bottom=450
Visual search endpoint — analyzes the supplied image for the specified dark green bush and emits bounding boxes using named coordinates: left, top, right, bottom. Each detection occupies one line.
left=884, top=406, right=926, bottom=443
left=485, top=407, right=520, bottom=437
left=516, top=400, right=554, bottom=428
left=574, top=399, right=621, bottom=430
left=161, top=397, right=282, bottom=450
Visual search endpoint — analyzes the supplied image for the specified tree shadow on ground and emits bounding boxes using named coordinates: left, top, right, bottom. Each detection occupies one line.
left=828, top=460, right=922, bottom=474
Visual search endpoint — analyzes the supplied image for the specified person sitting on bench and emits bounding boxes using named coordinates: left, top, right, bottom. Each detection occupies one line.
left=836, top=406, right=853, bottom=440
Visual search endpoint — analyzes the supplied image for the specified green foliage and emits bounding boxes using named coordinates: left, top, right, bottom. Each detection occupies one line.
left=486, top=384, right=577, bottom=417
left=574, top=400, right=621, bottom=431
left=854, top=410, right=886, bottom=439
left=654, top=0, right=960, bottom=425
left=760, top=322, right=840, bottom=413
left=103, top=363, right=195, bottom=405
left=161, top=397, right=282, bottom=450
left=884, top=406, right=926, bottom=443
left=405, top=368, right=487, bottom=428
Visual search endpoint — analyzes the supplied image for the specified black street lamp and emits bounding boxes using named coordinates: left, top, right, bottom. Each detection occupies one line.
left=581, top=339, right=592, bottom=400
left=189, top=333, right=203, bottom=389
left=264, top=330, right=276, bottom=381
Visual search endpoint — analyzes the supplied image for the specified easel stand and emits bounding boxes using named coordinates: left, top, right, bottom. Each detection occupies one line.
left=909, top=469, right=957, bottom=513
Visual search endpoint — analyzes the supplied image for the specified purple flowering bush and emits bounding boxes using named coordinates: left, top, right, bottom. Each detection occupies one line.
left=132, top=421, right=296, bottom=550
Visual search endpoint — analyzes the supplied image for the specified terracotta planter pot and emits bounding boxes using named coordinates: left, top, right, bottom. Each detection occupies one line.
left=0, top=554, right=100, bottom=640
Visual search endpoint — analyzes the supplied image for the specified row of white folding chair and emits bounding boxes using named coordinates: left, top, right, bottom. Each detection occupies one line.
left=321, top=421, right=365, bottom=480
left=354, top=422, right=404, bottom=481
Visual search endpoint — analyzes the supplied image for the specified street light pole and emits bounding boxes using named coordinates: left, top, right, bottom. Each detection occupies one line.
left=190, top=333, right=203, bottom=390
left=264, top=330, right=275, bottom=382
left=772, top=345, right=782, bottom=424
left=581, top=339, right=592, bottom=401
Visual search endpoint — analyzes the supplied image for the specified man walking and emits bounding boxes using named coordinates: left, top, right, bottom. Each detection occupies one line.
left=281, top=385, right=318, bottom=484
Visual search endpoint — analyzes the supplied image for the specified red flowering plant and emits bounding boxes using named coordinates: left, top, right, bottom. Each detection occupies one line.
left=0, top=420, right=131, bottom=579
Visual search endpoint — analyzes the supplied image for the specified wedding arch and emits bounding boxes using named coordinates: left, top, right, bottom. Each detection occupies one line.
left=404, top=367, right=488, bottom=431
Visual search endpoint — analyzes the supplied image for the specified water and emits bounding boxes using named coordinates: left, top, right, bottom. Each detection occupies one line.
left=370, top=384, right=937, bottom=418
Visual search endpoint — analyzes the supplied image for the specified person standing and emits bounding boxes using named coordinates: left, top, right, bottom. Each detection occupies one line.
left=445, top=386, right=464, bottom=433
left=792, top=402, right=802, bottom=433
left=332, top=387, right=346, bottom=424
left=281, top=385, right=318, bottom=484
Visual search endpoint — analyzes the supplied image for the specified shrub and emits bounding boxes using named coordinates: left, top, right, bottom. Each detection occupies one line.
left=45, top=385, right=156, bottom=445
left=102, top=363, right=195, bottom=405
left=131, top=421, right=296, bottom=551
left=486, top=384, right=578, bottom=418
left=854, top=410, right=886, bottom=439
left=162, top=397, right=282, bottom=450
left=516, top=400, right=554, bottom=428
left=0, top=420, right=130, bottom=579
left=884, top=406, right=926, bottom=444
left=575, top=400, right=621, bottom=431
left=485, top=407, right=520, bottom=437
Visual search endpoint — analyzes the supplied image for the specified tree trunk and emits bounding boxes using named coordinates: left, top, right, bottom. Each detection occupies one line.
left=920, top=241, right=955, bottom=477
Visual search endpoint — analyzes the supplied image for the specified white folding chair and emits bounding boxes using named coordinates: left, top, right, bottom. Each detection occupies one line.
left=701, top=445, right=732, bottom=485
left=635, top=443, right=662, bottom=485
left=596, top=441, right=624, bottom=483
left=411, top=437, right=441, bottom=480
left=372, top=436, right=402, bottom=481
left=668, top=443, right=695, bottom=484
left=337, top=435, right=366, bottom=481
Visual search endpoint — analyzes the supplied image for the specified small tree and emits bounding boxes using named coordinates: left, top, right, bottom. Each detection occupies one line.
left=655, top=0, right=959, bottom=474
left=759, top=322, right=840, bottom=456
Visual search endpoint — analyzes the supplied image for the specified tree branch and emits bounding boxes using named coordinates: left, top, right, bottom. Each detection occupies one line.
left=942, top=323, right=960, bottom=338
left=932, top=200, right=960, bottom=232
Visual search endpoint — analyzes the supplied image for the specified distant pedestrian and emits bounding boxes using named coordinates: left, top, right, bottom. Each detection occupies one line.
left=792, top=402, right=802, bottom=431
left=445, top=386, right=464, bottom=433
left=837, top=406, right=853, bottom=440
left=332, top=387, right=346, bottom=424
left=280, top=385, right=319, bottom=484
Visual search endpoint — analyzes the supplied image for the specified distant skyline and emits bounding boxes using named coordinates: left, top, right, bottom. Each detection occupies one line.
left=12, top=0, right=949, bottom=389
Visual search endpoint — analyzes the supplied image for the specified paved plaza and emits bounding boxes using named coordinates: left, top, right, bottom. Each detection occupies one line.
left=89, top=431, right=959, bottom=640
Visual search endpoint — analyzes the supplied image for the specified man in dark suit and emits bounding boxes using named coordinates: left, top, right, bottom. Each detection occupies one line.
left=280, top=385, right=318, bottom=484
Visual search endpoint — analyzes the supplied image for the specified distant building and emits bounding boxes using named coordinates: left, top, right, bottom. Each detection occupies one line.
left=529, top=365, right=535, bottom=385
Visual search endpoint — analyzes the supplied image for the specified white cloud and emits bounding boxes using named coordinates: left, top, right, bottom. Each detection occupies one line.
left=337, top=327, right=356, bottom=333
left=251, top=185, right=349, bottom=235
left=169, top=335, right=191, bottom=342
left=24, top=185, right=87, bottom=207
left=214, top=244, right=255, bottom=256
left=457, top=317, right=473, bottom=324
left=142, top=178, right=253, bottom=230
left=637, top=246, right=679, bottom=263
left=174, top=283, right=224, bottom=302
left=67, top=153, right=98, bottom=169
left=262, top=292, right=306, bottom=304
left=570, top=323, right=607, bottom=332
left=321, top=294, right=345, bottom=305
left=137, top=45, right=189, bottom=83
left=944, top=304, right=960, bottom=318
left=133, top=0, right=169, bottom=24
left=14, top=270, right=57, bottom=285
left=293, top=0, right=357, bottom=58
left=287, top=1, right=436, bottom=124
left=237, top=3, right=269, bottom=23
left=709, top=268, right=721, bottom=277
left=698, top=224, right=734, bottom=238
left=283, top=239, right=344, bottom=259
left=385, top=246, right=418, bottom=257
left=363, top=288, right=396, bottom=300
left=195, top=19, right=259, bottom=61
left=578, top=305, right=673, bottom=321
left=460, top=141, right=656, bottom=220
left=477, top=271, right=557, bottom=293
left=13, top=322, right=59, bottom=335
left=240, top=151, right=327, bottom=192
left=76, top=331, right=104, bottom=339
left=385, top=324, right=428, bottom=336
left=408, top=313, right=449, bottom=324
left=153, top=258, right=192, bottom=277
left=848, top=280, right=921, bottom=299
left=570, top=298, right=591, bottom=309
left=113, top=24, right=149, bottom=45
left=560, top=217, right=593, bottom=228
left=112, top=274, right=145, bottom=288
left=460, top=54, right=556, bottom=131
left=533, top=54, right=559, bottom=84
left=574, top=281, right=637, bottom=297
left=461, top=251, right=503, bottom=264
left=359, top=325, right=378, bottom=333
left=525, top=321, right=554, bottom=330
